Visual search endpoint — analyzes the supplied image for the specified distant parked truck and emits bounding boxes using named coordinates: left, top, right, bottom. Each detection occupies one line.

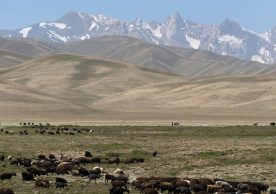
left=270, top=122, right=275, bottom=126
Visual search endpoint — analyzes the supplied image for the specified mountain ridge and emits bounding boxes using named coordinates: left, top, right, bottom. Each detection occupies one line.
left=1, top=11, right=276, bottom=64
left=57, top=36, right=276, bottom=78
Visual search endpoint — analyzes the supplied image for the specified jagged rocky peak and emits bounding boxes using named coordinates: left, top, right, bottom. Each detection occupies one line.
left=0, top=11, right=276, bottom=64
left=220, top=18, right=246, bottom=37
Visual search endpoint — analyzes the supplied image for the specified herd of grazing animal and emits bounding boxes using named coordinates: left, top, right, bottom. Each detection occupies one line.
left=0, top=125, right=101, bottom=137
left=130, top=177, right=272, bottom=194
left=0, top=148, right=148, bottom=194
left=0, top=150, right=273, bottom=194
left=0, top=125, right=274, bottom=193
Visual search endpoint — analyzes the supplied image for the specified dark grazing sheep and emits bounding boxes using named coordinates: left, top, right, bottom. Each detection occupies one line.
left=0, top=173, right=16, bottom=180
left=269, top=189, right=276, bottom=194
left=89, top=168, right=102, bottom=175
left=38, top=155, right=47, bottom=160
left=197, top=178, right=214, bottom=190
left=26, top=167, right=47, bottom=176
left=10, top=158, right=21, bottom=166
left=89, top=157, right=101, bottom=163
left=46, top=165, right=57, bottom=174
left=143, top=180, right=160, bottom=189
left=89, top=174, right=101, bottom=183
left=0, top=155, right=4, bottom=161
left=109, top=187, right=129, bottom=194
left=191, top=184, right=205, bottom=193
left=85, top=151, right=93, bottom=158
left=55, top=182, right=68, bottom=189
left=130, top=179, right=142, bottom=191
left=21, top=158, right=32, bottom=167
left=237, top=183, right=261, bottom=194
left=22, top=172, right=35, bottom=181
left=105, top=174, right=116, bottom=183
left=55, top=177, right=68, bottom=184
left=124, top=158, right=136, bottom=164
left=125, top=158, right=145, bottom=164
left=152, top=151, right=158, bottom=157
left=78, top=167, right=89, bottom=177
left=35, top=160, right=52, bottom=168
left=112, top=175, right=129, bottom=183
left=111, top=180, right=127, bottom=188
left=76, top=157, right=91, bottom=164
left=0, top=188, right=15, bottom=194
left=144, top=188, right=159, bottom=194
left=196, top=191, right=209, bottom=194
left=107, top=156, right=120, bottom=165
left=159, top=182, right=175, bottom=194
left=49, top=154, right=57, bottom=161
left=175, top=180, right=190, bottom=188
left=135, top=158, right=145, bottom=163
left=174, top=187, right=192, bottom=194
left=35, top=179, right=52, bottom=188
left=242, top=181, right=269, bottom=191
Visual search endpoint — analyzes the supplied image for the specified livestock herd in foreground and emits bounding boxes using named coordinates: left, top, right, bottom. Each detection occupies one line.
left=0, top=125, right=275, bottom=194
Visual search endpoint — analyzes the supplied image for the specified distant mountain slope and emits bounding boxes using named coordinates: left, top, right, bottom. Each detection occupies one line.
left=0, top=50, right=31, bottom=69
left=1, top=11, right=276, bottom=64
left=0, top=53, right=183, bottom=104
left=59, top=36, right=276, bottom=78
left=92, top=75, right=276, bottom=122
left=0, top=37, right=57, bottom=57
left=1, top=53, right=276, bottom=122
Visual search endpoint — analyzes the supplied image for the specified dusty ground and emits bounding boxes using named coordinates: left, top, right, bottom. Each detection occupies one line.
left=0, top=125, right=275, bottom=193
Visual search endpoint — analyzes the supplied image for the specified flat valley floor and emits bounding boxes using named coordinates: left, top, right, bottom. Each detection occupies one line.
left=0, top=126, right=276, bottom=193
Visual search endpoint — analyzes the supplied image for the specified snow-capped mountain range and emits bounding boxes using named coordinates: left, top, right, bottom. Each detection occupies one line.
left=1, top=11, right=276, bottom=64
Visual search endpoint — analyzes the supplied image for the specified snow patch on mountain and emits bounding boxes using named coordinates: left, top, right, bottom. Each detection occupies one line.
left=40, top=22, right=68, bottom=29
left=185, top=35, right=200, bottom=49
left=78, top=13, right=85, bottom=19
left=49, top=23, right=67, bottom=29
left=47, top=30, right=67, bottom=42
left=151, top=25, right=162, bottom=39
left=218, top=35, right=243, bottom=45
left=260, top=32, right=272, bottom=42
left=20, top=27, right=32, bottom=38
left=89, top=21, right=98, bottom=31
left=252, top=55, right=265, bottom=64
left=80, top=34, right=91, bottom=40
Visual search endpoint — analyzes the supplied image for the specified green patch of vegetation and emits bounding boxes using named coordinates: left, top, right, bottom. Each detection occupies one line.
left=197, top=151, right=228, bottom=159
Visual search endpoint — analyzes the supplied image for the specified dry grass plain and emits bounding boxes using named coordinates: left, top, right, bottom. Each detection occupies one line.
left=0, top=125, right=276, bottom=193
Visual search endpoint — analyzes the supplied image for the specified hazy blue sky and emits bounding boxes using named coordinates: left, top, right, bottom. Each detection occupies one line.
left=1, top=0, right=275, bottom=32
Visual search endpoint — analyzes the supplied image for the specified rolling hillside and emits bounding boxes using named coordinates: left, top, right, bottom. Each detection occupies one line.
left=0, top=50, right=31, bottom=69
left=60, top=36, right=276, bottom=78
left=1, top=52, right=276, bottom=123
left=0, top=37, right=57, bottom=57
